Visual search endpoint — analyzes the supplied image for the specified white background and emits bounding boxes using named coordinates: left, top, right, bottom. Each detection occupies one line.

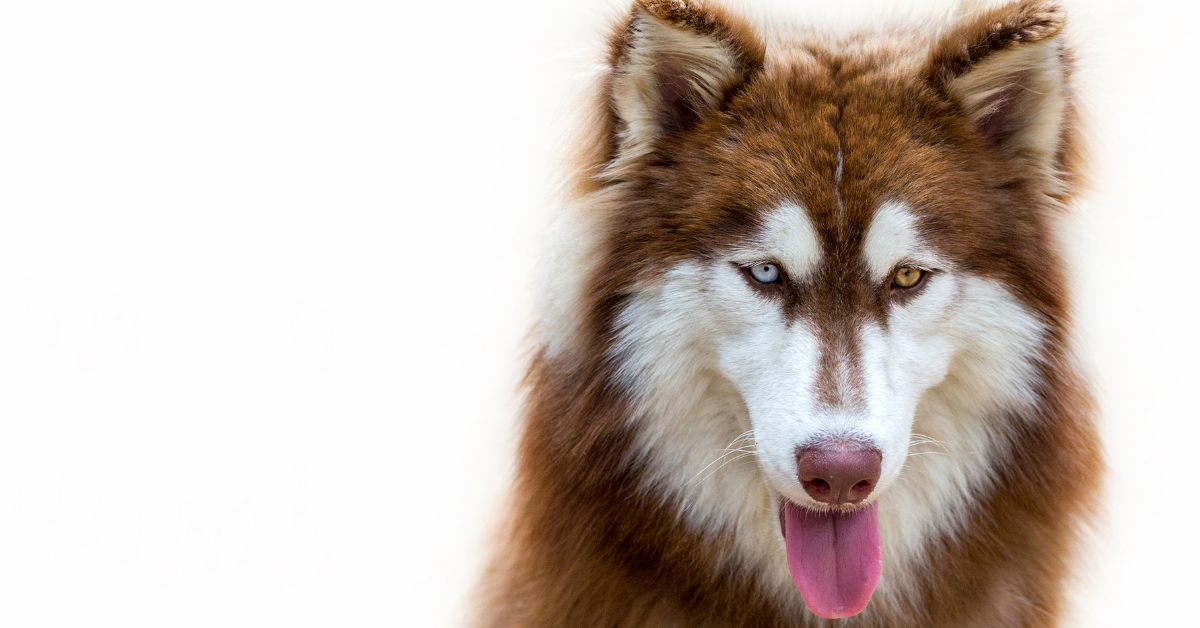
left=0, top=0, right=1194, bottom=625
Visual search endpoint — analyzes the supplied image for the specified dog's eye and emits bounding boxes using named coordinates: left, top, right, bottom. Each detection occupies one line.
left=748, top=263, right=780, bottom=284
left=892, top=267, right=924, bottom=289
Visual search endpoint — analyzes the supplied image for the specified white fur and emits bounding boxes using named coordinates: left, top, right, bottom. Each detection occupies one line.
left=608, top=261, right=799, bottom=600
left=874, top=275, right=1046, bottom=602
left=862, top=200, right=947, bottom=280
left=536, top=188, right=624, bottom=359
left=731, top=202, right=823, bottom=279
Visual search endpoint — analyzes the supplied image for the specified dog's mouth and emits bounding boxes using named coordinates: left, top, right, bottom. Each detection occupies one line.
left=777, top=499, right=882, bottom=619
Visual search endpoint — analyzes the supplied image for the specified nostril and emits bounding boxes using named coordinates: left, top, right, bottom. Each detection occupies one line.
left=804, top=478, right=832, bottom=497
left=796, top=441, right=883, bottom=505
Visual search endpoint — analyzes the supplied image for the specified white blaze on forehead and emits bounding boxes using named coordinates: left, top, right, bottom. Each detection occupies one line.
left=863, top=201, right=942, bottom=280
left=736, top=202, right=822, bottom=278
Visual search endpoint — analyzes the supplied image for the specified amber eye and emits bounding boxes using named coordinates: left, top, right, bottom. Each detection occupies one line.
left=892, top=267, right=924, bottom=289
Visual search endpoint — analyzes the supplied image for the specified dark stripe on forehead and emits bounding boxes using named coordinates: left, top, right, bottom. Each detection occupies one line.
left=781, top=60, right=904, bottom=411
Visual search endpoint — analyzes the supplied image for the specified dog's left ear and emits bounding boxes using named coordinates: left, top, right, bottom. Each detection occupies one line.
left=926, top=0, right=1075, bottom=185
left=605, top=0, right=764, bottom=168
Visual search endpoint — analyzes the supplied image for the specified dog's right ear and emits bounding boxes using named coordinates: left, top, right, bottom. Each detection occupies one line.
left=605, top=0, right=763, bottom=168
left=925, top=1, right=1075, bottom=190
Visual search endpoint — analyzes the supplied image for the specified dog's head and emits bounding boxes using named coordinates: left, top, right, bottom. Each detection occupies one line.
left=541, top=0, right=1078, bottom=617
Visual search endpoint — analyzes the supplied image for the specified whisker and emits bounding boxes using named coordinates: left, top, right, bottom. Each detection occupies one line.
left=909, top=433, right=950, bottom=452
left=697, top=451, right=758, bottom=485
left=689, top=430, right=758, bottom=484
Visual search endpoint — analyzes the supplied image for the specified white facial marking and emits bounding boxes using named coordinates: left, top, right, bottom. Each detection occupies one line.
left=863, top=201, right=946, bottom=281
left=732, top=202, right=822, bottom=279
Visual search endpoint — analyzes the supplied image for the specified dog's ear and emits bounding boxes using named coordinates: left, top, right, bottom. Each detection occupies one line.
left=606, top=0, right=763, bottom=167
left=926, top=1, right=1074, bottom=185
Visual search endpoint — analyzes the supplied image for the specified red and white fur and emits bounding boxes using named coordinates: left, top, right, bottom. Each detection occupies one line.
left=477, top=1, right=1101, bottom=625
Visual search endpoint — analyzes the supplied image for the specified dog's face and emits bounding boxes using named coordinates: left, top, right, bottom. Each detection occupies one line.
left=610, top=83, right=1055, bottom=514
left=590, top=3, right=1068, bottom=516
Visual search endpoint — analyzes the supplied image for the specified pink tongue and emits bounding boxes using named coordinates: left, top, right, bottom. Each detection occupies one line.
left=784, top=500, right=882, bottom=619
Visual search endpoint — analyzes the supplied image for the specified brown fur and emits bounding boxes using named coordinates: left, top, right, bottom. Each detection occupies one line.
left=476, top=1, right=1101, bottom=626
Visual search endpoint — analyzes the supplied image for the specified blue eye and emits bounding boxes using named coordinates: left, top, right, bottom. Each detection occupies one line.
left=749, top=263, right=780, bottom=283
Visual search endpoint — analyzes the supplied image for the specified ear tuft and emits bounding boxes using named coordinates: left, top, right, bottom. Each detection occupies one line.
left=927, top=1, right=1074, bottom=183
left=606, top=0, right=762, bottom=168
left=931, top=1, right=1064, bottom=81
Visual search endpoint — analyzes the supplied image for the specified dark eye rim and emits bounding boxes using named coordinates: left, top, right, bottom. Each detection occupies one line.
left=888, top=265, right=934, bottom=293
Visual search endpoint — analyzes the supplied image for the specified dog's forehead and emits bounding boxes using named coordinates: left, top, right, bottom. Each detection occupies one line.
left=641, top=48, right=971, bottom=283
left=714, top=58, right=934, bottom=251
left=722, top=125, right=933, bottom=280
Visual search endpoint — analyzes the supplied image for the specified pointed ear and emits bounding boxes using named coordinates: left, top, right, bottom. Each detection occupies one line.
left=926, top=1, right=1075, bottom=184
left=606, top=0, right=763, bottom=166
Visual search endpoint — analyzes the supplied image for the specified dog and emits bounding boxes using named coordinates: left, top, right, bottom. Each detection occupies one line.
left=475, top=0, right=1102, bottom=625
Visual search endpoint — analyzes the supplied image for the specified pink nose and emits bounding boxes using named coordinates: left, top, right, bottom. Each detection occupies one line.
left=796, top=443, right=882, bottom=505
